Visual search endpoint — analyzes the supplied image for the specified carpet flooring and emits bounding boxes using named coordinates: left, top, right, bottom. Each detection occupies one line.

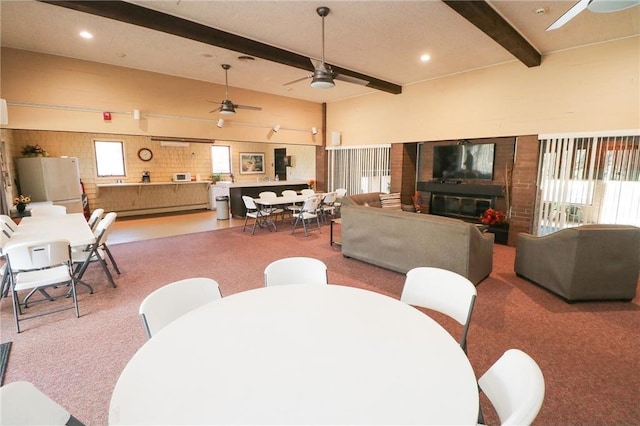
left=0, top=225, right=638, bottom=425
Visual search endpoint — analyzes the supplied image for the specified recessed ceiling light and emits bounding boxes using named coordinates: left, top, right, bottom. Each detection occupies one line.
left=79, top=30, right=93, bottom=39
left=420, top=53, right=431, bottom=62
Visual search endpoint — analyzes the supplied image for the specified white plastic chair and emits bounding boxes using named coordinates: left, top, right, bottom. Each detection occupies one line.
left=478, top=349, right=545, bottom=426
left=242, top=195, right=275, bottom=234
left=72, top=212, right=119, bottom=292
left=0, top=230, right=12, bottom=298
left=291, top=195, right=322, bottom=236
left=259, top=191, right=285, bottom=222
left=5, top=239, right=78, bottom=333
left=319, top=191, right=338, bottom=223
left=139, top=277, right=223, bottom=339
left=300, top=188, right=315, bottom=196
left=281, top=189, right=300, bottom=220
left=86, top=208, right=104, bottom=231
left=264, top=257, right=328, bottom=286
left=333, top=188, right=347, bottom=215
left=0, top=381, right=85, bottom=425
left=400, top=267, right=477, bottom=353
left=29, top=205, right=67, bottom=216
left=0, top=214, right=17, bottom=237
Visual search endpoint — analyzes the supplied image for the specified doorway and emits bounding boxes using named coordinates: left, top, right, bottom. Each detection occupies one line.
left=274, top=148, right=287, bottom=181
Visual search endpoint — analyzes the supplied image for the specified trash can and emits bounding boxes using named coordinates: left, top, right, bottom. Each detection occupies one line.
left=215, top=196, right=229, bottom=220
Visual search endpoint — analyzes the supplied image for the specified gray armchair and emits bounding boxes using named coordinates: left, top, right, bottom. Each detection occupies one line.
left=515, top=225, right=640, bottom=302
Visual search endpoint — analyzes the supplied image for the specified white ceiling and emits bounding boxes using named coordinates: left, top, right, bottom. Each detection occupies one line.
left=1, top=0, right=639, bottom=104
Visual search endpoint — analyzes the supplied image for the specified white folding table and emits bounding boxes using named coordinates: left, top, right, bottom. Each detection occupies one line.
left=109, top=284, right=479, bottom=425
left=10, top=213, right=95, bottom=247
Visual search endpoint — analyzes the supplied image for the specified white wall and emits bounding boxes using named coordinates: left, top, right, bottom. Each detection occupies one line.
left=326, top=37, right=640, bottom=145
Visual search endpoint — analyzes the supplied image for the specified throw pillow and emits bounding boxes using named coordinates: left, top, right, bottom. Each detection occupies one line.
left=379, top=193, right=401, bottom=209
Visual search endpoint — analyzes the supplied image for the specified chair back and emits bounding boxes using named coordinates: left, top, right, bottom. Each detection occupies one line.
left=30, top=205, right=67, bottom=216
left=87, top=208, right=104, bottom=230
left=259, top=191, right=278, bottom=199
left=0, top=381, right=73, bottom=425
left=300, top=189, right=315, bottom=196
left=301, top=195, right=321, bottom=213
left=478, top=349, right=545, bottom=426
left=281, top=190, right=297, bottom=198
left=322, top=192, right=338, bottom=205
left=139, top=277, right=222, bottom=339
left=335, top=188, right=347, bottom=198
left=264, top=257, right=328, bottom=286
left=0, top=215, right=16, bottom=235
left=5, top=239, right=71, bottom=271
left=401, top=267, right=476, bottom=351
left=94, top=212, right=117, bottom=242
left=242, top=195, right=258, bottom=210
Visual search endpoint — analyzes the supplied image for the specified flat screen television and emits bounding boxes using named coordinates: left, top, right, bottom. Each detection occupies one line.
left=433, top=143, right=495, bottom=181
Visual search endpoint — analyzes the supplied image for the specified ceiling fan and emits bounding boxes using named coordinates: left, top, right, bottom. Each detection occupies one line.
left=209, top=64, right=262, bottom=115
left=546, top=0, right=640, bottom=31
left=283, top=6, right=369, bottom=89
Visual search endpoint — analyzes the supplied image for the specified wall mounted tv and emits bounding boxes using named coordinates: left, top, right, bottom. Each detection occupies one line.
left=433, top=143, right=495, bottom=181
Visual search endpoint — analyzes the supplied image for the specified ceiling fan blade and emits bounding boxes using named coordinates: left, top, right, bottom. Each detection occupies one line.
left=235, top=104, right=262, bottom=111
left=334, top=73, right=370, bottom=86
left=546, top=0, right=590, bottom=31
left=209, top=107, right=221, bottom=113
left=283, top=75, right=313, bottom=86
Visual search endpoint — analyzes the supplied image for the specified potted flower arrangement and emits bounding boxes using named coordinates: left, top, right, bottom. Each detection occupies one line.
left=13, top=194, right=31, bottom=213
left=308, top=179, right=316, bottom=190
left=21, top=144, right=49, bottom=157
left=480, top=208, right=509, bottom=244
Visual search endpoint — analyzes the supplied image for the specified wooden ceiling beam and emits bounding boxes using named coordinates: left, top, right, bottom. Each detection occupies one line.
left=442, top=1, right=541, bottom=68
left=39, top=1, right=402, bottom=95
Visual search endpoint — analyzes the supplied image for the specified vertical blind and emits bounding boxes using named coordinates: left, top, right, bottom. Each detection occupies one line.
left=327, top=145, right=391, bottom=196
left=536, top=133, right=640, bottom=235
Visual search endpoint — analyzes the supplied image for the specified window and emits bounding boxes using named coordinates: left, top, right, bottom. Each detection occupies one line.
left=94, top=140, right=125, bottom=177
left=211, top=145, right=231, bottom=174
left=327, top=145, right=391, bottom=195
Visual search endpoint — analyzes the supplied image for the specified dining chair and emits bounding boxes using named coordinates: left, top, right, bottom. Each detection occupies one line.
left=300, top=188, right=315, bottom=197
left=291, top=195, right=322, bottom=236
left=72, top=212, right=119, bottom=292
left=477, top=349, right=545, bottom=426
left=281, top=189, right=300, bottom=221
left=333, top=188, right=347, bottom=216
left=242, top=195, right=274, bottom=234
left=29, top=205, right=67, bottom=216
left=319, top=191, right=338, bottom=224
left=139, top=277, right=223, bottom=339
left=0, top=381, right=86, bottom=425
left=264, top=257, right=328, bottom=286
left=5, top=239, right=78, bottom=333
left=0, top=230, right=12, bottom=298
left=400, top=267, right=477, bottom=353
left=259, top=191, right=285, bottom=222
left=86, top=208, right=104, bottom=231
left=0, top=214, right=17, bottom=237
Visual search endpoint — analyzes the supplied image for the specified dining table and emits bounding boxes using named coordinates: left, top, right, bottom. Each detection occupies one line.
left=109, top=284, right=479, bottom=425
left=9, top=213, right=95, bottom=247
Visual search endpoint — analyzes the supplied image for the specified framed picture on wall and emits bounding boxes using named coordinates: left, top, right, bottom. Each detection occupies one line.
left=240, top=152, right=265, bottom=174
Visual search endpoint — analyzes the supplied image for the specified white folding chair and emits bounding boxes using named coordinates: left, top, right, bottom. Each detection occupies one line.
left=478, top=349, right=545, bottom=426
left=0, top=214, right=17, bottom=237
left=291, top=195, right=322, bottom=237
left=281, top=189, right=300, bottom=221
left=400, top=267, right=477, bottom=353
left=5, top=239, right=78, bottom=333
left=242, top=195, right=274, bottom=234
left=0, top=381, right=85, bottom=425
left=72, top=212, right=119, bottom=292
left=259, top=191, right=285, bottom=222
left=139, top=277, right=223, bottom=339
left=334, top=188, right=347, bottom=215
left=0, top=231, right=12, bottom=298
left=264, top=257, right=328, bottom=286
left=300, top=188, right=315, bottom=197
left=29, top=205, right=67, bottom=216
left=319, top=191, right=338, bottom=224
left=86, top=208, right=104, bottom=231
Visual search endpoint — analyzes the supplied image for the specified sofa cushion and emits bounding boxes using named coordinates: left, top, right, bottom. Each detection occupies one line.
left=379, top=193, right=401, bottom=209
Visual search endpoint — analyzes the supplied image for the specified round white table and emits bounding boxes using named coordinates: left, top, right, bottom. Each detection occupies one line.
left=109, top=285, right=479, bottom=425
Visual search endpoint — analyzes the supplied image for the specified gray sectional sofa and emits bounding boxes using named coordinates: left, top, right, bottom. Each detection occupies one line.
left=340, top=193, right=494, bottom=284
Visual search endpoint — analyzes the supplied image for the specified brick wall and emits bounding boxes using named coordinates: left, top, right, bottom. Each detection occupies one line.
left=508, top=134, right=539, bottom=245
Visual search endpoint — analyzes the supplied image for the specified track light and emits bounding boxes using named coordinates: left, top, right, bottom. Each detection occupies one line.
left=457, top=139, right=470, bottom=146
left=311, top=127, right=318, bottom=135
left=217, top=118, right=224, bottom=128
left=273, top=124, right=280, bottom=133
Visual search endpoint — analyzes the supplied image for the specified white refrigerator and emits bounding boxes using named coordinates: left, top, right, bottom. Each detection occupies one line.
left=16, top=157, right=84, bottom=213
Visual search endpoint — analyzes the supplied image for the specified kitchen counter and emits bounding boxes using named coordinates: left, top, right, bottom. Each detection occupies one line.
left=96, top=180, right=212, bottom=195
left=216, top=180, right=307, bottom=188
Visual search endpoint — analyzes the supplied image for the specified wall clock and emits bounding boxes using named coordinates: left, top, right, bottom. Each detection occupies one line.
left=138, top=148, right=153, bottom=161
